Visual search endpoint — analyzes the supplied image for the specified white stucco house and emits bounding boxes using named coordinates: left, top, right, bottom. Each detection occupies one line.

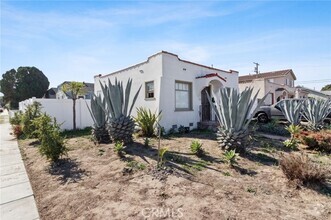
left=94, top=51, right=238, bottom=132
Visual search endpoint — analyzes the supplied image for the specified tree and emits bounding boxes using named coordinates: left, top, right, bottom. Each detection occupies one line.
left=0, top=67, right=49, bottom=108
left=62, top=82, right=86, bottom=130
left=321, top=84, right=331, bottom=91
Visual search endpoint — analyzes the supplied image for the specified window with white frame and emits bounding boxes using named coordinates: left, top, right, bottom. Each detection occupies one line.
left=145, top=81, right=154, bottom=98
left=175, top=81, right=192, bottom=110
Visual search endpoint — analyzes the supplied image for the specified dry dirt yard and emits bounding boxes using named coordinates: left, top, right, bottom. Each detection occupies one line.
left=19, top=131, right=331, bottom=220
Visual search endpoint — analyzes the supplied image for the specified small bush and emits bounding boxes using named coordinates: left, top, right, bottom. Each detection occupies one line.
left=33, top=113, right=67, bottom=162
left=256, top=122, right=290, bottom=137
left=21, top=102, right=42, bottom=138
left=12, top=125, right=23, bottom=139
left=127, top=160, right=146, bottom=170
left=190, top=140, right=204, bottom=156
left=158, top=147, right=168, bottom=168
left=114, top=141, right=125, bottom=156
left=134, top=107, right=161, bottom=137
left=280, top=153, right=330, bottom=186
left=178, top=125, right=186, bottom=134
left=167, top=128, right=175, bottom=135
left=283, top=139, right=299, bottom=149
left=9, top=111, right=23, bottom=125
left=224, top=150, right=239, bottom=165
left=299, top=130, right=331, bottom=153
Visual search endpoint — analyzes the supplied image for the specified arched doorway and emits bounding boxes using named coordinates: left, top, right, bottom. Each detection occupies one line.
left=200, top=80, right=223, bottom=122
left=201, top=86, right=211, bottom=121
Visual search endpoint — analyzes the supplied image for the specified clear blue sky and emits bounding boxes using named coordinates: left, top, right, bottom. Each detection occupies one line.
left=1, top=0, right=331, bottom=90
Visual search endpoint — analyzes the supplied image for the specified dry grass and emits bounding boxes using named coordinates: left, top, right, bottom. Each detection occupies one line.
left=19, top=132, right=331, bottom=219
left=280, top=152, right=330, bottom=186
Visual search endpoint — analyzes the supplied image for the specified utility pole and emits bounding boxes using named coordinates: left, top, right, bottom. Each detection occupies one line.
left=253, top=62, right=260, bottom=74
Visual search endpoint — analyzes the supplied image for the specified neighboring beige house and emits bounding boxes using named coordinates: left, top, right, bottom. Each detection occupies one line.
left=239, top=69, right=297, bottom=105
left=295, top=86, right=330, bottom=100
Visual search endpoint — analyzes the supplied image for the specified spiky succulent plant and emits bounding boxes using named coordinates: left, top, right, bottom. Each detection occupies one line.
left=99, top=78, right=141, bottom=143
left=207, top=87, right=267, bottom=151
left=302, top=99, right=331, bottom=131
left=276, top=99, right=304, bottom=126
left=86, top=95, right=110, bottom=144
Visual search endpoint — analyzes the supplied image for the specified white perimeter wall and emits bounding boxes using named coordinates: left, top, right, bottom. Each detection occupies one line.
left=19, top=97, right=93, bottom=130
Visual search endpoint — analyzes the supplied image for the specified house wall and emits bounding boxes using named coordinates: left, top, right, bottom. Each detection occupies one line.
left=94, top=54, right=163, bottom=118
left=239, top=79, right=265, bottom=100
left=239, top=73, right=297, bottom=105
left=19, top=98, right=93, bottom=130
left=95, top=52, right=239, bottom=131
left=159, top=53, right=238, bottom=130
left=272, top=75, right=295, bottom=87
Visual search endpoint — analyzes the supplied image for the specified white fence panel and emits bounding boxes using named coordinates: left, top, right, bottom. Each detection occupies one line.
left=19, top=97, right=93, bottom=130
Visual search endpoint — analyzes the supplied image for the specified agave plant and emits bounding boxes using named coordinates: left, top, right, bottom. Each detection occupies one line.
left=99, top=78, right=141, bottom=143
left=302, top=99, right=331, bottom=131
left=86, top=95, right=110, bottom=144
left=207, top=87, right=268, bottom=151
left=276, top=99, right=304, bottom=126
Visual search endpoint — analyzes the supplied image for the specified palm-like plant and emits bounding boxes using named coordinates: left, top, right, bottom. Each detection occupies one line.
left=207, top=87, right=267, bottom=151
left=86, top=95, right=110, bottom=144
left=302, top=99, right=331, bottom=131
left=62, top=81, right=86, bottom=130
left=134, top=107, right=162, bottom=137
left=99, top=78, right=141, bottom=143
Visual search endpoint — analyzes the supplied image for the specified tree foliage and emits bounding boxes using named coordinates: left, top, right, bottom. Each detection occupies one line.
left=62, top=81, right=86, bottom=130
left=0, top=67, right=49, bottom=108
left=321, top=84, right=331, bottom=91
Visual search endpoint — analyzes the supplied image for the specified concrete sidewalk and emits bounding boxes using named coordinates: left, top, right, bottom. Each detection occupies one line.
left=0, top=111, right=40, bottom=220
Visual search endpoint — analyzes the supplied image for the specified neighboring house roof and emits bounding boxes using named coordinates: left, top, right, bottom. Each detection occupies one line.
left=95, top=51, right=238, bottom=79
left=296, top=86, right=330, bottom=99
left=239, top=69, right=296, bottom=83
left=44, top=87, right=58, bottom=98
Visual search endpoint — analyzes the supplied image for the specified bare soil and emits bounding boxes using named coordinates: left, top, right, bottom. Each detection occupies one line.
left=19, top=131, right=331, bottom=220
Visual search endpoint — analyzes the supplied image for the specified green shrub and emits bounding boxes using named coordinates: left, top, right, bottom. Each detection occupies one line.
left=190, top=140, right=204, bottom=156
left=127, top=160, right=146, bottom=170
left=9, top=111, right=23, bottom=125
left=178, top=125, right=186, bottom=134
left=302, top=136, right=318, bottom=148
left=283, top=139, right=299, bottom=149
left=21, top=102, right=42, bottom=138
left=280, top=153, right=330, bottom=186
left=134, top=107, right=161, bottom=137
left=256, top=122, right=290, bottom=137
left=33, top=113, right=67, bottom=162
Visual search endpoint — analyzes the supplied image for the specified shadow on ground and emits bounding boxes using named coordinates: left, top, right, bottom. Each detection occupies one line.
left=124, top=142, right=223, bottom=178
left=48, top=158, right=87, bottom=184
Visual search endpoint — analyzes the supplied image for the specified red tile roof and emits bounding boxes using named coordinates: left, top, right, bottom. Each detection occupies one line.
left=239, top=69, right=296, bottom=83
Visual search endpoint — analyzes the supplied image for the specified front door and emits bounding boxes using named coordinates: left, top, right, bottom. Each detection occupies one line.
left=201, top=86, right=211, bottom=121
